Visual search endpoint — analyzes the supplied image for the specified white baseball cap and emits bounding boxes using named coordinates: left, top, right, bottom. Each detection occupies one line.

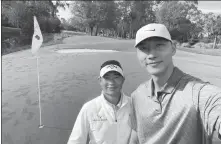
left=135, top=23, right=172, bottom=47
left=100, top=60, right=124, bottom=77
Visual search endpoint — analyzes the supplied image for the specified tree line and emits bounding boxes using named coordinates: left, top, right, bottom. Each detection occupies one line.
left=2, top=1, right=68, bottom=40
left=2, top=0, right=221, bottom=48
left=67, top=1, right=221, bottom=46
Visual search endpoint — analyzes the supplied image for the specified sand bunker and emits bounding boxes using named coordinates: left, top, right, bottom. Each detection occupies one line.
left=56, top=49, right=119, bottom=54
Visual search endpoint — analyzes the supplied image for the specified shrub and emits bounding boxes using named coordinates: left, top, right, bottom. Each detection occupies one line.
left=194, top=42, right=204, bottom=49
left=188, top=38, right=199, bottom=46
left=193, top=42, right=214, bottom=49
left=200, top=37, right=212, bottom=43
left=217, top=44, right=221, bottom=49
left=181, top=42, right=191, bottom=48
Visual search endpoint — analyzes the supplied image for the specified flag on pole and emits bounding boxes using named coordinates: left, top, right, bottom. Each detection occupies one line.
left=31, top=16, right=43, bottom=55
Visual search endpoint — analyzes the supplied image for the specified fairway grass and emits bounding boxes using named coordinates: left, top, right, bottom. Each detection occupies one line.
left=2, top=36, right=221, bottom=144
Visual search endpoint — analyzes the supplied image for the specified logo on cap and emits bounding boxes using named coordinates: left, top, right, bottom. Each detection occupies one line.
left=106, top=64, right=118, bottom=69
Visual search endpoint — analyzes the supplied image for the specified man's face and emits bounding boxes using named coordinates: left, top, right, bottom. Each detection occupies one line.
left=136, top=37, right=176, bottom=76
left=99, top=71, right=125, bottom=96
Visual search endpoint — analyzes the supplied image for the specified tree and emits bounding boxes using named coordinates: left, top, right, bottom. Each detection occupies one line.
left=48, top=0, right=69, bottom=18
left=97, top=1, right=117, bottom=36
left=71, top=1, right=109, bottom=36
left=113, top=1, right=155, bottom=39
left=70, top=0, right=157, bottom=38
left=1, top=0, right=62, bottom=47
left=155, top=1, right=198, bottom=43
left=204, top=14, right=221, bottom=48
left=130, top=1, right=155, bottom=38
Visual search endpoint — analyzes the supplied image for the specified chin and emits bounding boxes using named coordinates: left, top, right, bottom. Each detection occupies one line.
left=108, top=90, right=121, bottom=95
left=106, top=91, right=116, bottom=95
left=146, top=67, right=164, bottom=76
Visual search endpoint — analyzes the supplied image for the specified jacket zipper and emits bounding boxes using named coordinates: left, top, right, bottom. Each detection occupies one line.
left=114, top=106, right=117, bottom=122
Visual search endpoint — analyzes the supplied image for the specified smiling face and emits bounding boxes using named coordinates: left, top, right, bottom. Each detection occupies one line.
left=99, top=71, right=125, bottom=97
left=136, top=37, right=176, bottom=76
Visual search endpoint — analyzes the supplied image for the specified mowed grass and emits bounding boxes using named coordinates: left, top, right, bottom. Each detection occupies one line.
left=2, top=38, right=147, bottom=144
left=177, top=46, right=221, bottom=56
left=2, top=35, right=221, bottom=144
left=58, top=36, right=136, bottom=52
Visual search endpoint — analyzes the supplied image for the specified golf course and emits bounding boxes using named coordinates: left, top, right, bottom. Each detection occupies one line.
left=2, top=35, right=221, bottom=144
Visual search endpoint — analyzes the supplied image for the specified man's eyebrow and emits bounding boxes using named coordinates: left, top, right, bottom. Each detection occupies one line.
left=115, top=73, right=121, bottom=76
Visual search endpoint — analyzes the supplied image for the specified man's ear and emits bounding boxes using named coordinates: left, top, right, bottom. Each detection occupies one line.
left=171, top=42, right=176, bottom=56
left=98, top=76, right=102, bottom=84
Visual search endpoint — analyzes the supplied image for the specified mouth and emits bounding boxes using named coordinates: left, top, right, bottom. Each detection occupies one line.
left=146, top=61, right=162, bottom=66
left=107, top=86, right=116, bottom=90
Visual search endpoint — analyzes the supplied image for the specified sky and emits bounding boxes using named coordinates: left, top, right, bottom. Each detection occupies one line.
left=198, top=1, right=221, bottom=14
left=57, top=1, right=221, bottom=20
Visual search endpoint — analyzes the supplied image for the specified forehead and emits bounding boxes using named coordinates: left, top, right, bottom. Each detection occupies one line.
left=137, top=37, right=170, bottom=47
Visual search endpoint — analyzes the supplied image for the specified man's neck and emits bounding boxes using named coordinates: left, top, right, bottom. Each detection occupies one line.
left=152, top=65, right=174, bottom=93
left=104, top=92, right=121, bottom=106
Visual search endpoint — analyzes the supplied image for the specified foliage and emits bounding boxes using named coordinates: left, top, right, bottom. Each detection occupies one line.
left=1, top=1, right=62, bottom=50
left=71, top=1, right=108, bottom=35
left=2, top=0, right=221, bottom=52
left=70, top=1, right=156, bottom=38
left=155, top=1, right=202, bottom=43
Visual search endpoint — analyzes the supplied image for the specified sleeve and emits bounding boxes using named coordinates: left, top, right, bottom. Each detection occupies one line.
left=129, top=93, right=137, bottom=132
left=219, top=123, right=221, bottom=139
left=197, top=83, right=221, bottom=139
left=67, top=104, right=89, bottom=144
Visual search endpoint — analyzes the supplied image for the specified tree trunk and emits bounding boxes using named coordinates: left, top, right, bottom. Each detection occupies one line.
left=95, top=26, right=99, bottom=36
left=52, top=9, right=55, bottom=17
left=107, top=29, right=110, bottom=37
left=90, top=27, right=93, bottom=36
left=129, top=22, right=132, bottom=39
left=122, top=27, right=125, bottom=38
left=123, top=31, right=126, bottom=39
left=213, top=35, right=217, bottom=49
left=217, top=36, right=220, bottom=45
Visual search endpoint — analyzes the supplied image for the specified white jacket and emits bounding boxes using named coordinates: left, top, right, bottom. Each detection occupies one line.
left=67, top=92, right=132, bottom=144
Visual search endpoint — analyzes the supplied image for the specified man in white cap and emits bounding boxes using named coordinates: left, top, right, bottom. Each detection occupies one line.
left=130, top=23, right=221, bottom=143
left=67, top=60, right=137, bottom=144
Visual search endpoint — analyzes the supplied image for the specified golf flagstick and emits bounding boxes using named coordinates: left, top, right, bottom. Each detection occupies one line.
left=31, top=17, right=72, bottom=131
left=36, top=55, right=44, bottom=128
left=31, top=16, right=44, bottom=128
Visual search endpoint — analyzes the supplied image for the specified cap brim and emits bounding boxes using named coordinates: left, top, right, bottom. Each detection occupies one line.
left=135, top=36, right=172, bottom=48
left=102, top=70, right=123, bottom=77
left=100, top=65, right=124, bottom=77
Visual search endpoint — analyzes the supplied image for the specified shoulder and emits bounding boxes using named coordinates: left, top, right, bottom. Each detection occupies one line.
left=182, top=73, right=221, bottom=94
left=199, top=83, right=221, bottom=96
left=179, top=73, right=206, bottom=90
left=179, top=73, right=209, bottom=96
left=180, top=73, right=221, bottom=103
left=123, top=93, right=130, bottom=100
left=122, top=94, right=132, bottom=108
left=131, top=81, right=148, bottom=99
left=81, top=96, right=102, bottom=114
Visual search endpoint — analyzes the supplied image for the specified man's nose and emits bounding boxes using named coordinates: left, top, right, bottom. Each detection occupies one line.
left=145, top=47, right=156, bottom=59
left=107, top=78, right=115, bottom=83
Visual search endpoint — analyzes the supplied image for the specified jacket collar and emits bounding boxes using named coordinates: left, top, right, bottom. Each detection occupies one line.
left=101, top=91, right=129, bottom=109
